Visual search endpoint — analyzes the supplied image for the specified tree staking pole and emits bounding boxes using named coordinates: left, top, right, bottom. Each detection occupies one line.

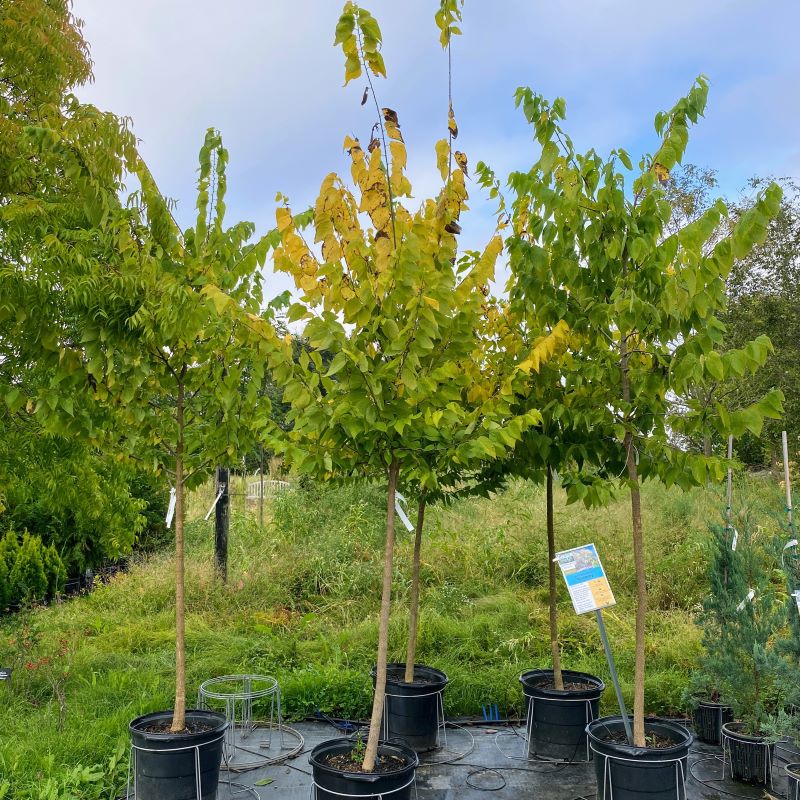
left=784, top=431, right=795, bottom=532
left=726, top=435, right=734, bottom=527
left=259, top=446, right=265, bottom=528
left=214, top=466, right=229, bottom=583
left=595, top=609, right=632, bottom=744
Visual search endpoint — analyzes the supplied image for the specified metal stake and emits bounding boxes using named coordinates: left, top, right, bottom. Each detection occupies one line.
left=784, top=431, right=794, bottom=531
left=595, top=609, right=632, bottom=744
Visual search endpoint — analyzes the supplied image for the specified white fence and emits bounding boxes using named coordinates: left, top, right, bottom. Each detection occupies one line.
left=246, top=479, right=291, bottom=500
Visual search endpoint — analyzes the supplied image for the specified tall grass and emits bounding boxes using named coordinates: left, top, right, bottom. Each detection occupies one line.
left=0, top=474, right=784, bottom=797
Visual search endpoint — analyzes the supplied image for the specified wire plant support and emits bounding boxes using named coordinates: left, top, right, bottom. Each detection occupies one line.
left=721, top=727, right=774, bottom=789
left=591, top=746, right=689, bottom=800
left=522, top=693, right=597, bottom=763
left=198, top=674, right=304, bottom=771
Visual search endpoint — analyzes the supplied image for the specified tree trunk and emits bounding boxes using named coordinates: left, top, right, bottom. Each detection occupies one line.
left=547, top=466, right=564, bottom=690
left=404, top=495, right=427, bottom=683
left=362, top=459, right=400, bottom=772
left=171, top=382, right=187, bottom=733
left=620, top=332, right=646, bottom=747
left=625, top=433, right=646, bottom=746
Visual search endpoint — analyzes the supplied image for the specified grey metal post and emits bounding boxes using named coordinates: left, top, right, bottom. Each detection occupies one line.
left=783, top=431, right=794, bottom=530
left=595, top=609, right=632, bottom=744
left=259, top=447, right=265, bottom=528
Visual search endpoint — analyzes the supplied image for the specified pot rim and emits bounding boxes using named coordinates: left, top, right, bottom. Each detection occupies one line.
left=129, top=709, right=228, bottom=742
left=309, top=738, right=419, bottom=780
left=372, top=663, right=449, bottom=689
left=520, top=668, right=605, bottom=697
left=786, top=762, right=800, bottom=779
left=721, top=721, right=771, bottom=743
left=586, top=715, right=693, bottom=756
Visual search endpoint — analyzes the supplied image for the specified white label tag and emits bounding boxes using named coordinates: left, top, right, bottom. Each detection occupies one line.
left=737, top=588, right=755, bottom=612
left=785, top=539, right=798, bottom=550
left=793, top=590, right=800, bottom=615
left=204, top=489, right=224, bottom=522
left=731, top=528, right=739, bottom=551
left=394, top=492, right=414, bottom=532
left=166, top=487, right=176, bottom=529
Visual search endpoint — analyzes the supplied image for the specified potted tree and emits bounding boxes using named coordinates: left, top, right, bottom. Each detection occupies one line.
left=502, top=77, right=783, bottom=799
left=681, top=513, right=737, bottom=746
left=698, top=509, right=786, bottom=784
left=26, top=128, right=274, bottom=798
left=234, top=4, right=551, bottom=793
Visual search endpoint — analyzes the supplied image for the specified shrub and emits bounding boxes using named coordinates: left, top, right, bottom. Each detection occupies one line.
left=9, top=532, right=48, bottom=604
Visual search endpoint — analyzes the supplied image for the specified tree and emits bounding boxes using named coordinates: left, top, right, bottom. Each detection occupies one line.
left=696, top=509, right=785, bottom=735
left=504, top=77, right=783, bottom=746
left=12, top=127, right=276, bottom=732
left=231, top=3, right=551, bottom=770
left=723, top=179, right=800, bottom=466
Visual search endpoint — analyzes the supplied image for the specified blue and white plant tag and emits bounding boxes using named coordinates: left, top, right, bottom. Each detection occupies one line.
left=737, top=588, right=755, bottom=612
left=166, top=487, right=176, bottom=529
left=394, top=492, right=414, bottom=532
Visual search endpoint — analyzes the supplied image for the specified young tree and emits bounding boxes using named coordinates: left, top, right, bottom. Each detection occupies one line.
left=11, top=127, right=275, bottom=732
left=230, top=3, right=556, bottom=770
left=505, top=77, right=783, bottom=746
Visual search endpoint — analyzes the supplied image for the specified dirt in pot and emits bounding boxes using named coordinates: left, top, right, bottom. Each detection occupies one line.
left=323, top=752, right=407, bottom=774
left=387, top=667, right=436, bottom=684
left=535, top=678, right=597, bottom=691
left=601, top=729, right=677, bottom=749
left=138, top=718, right=217, bottom=735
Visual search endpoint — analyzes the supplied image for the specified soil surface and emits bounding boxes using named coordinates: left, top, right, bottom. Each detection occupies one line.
left=387, top=667, right=437, bottom=684
left=138, top=718, right=217, bottom=735
left=602, top=729, right=677, bottom=749
left=533, top=678, right=596, bottom=691
left=323, top=752, right=407, bottom=774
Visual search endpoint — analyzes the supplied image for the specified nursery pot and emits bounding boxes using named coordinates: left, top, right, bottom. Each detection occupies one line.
left=371, top=663, right=448, bottom=752
left=520, top=668, right=605, bottom=761
left=129, top=710, right=227, bottom=800
left=691, top=699, right=733, bottom=746
left=309, top=738, right=418, bottom=800
left=721, top=722, right=775, bottom=785
left=786, top=763, right=800, bottom=800
left=586, top=715, right=693, bottom=800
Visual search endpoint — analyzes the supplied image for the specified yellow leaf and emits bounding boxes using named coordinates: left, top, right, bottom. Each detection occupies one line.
left=454, top=150, right=468, bottom=177
left=423, top=295, right=439, bottom=310
left=276, top=207, right=292, bottom=233
left=435, top=139, right=449, bottom=182
left=448, top=105, right=458, bottom=139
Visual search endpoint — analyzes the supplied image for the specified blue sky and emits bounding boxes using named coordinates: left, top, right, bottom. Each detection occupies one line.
left=74, top=0, right=800, bottom=296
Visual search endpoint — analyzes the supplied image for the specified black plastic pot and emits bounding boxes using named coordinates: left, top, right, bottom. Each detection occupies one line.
left=786, top=763, right=800, bottom=800
left=129, top=710, right=227, bottom=800
left=721, top=722, right=774, bottom=785
left=586, top=716, right=693, bottom=800
left=309, top=738, right=418, bottom=800
left=691, top=699, right=733, bottom=745
left=520, top=668, right=605, bottom=761
left=371, top=663, right=448, bottom=752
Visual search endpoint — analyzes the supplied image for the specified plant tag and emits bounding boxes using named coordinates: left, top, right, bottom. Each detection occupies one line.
left=793, top=590, right=800, bottom=616
left=394, top=492, right=414, bottom=532
left=204, top=488, right=224, bottom=521
left=555, top=543, right=616, bottom=614
left=731, top=528, right=739, bottom=551
left=0, top=668, right=11, bottom=681
left=737, top=588, right=755, bottom=611
left=785, top=539, right=798, bottom=550
left=165, top=487, right=176, bottom=529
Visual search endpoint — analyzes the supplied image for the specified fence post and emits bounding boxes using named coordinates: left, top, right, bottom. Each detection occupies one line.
left=214, top=466, right=229, bottom=583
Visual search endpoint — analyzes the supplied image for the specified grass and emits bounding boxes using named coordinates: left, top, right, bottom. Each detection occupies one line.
left=0, top=474, right=785, bottom=797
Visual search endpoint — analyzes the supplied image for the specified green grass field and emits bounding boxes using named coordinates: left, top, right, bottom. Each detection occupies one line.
left=0, top=475, right=784, bottom=797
